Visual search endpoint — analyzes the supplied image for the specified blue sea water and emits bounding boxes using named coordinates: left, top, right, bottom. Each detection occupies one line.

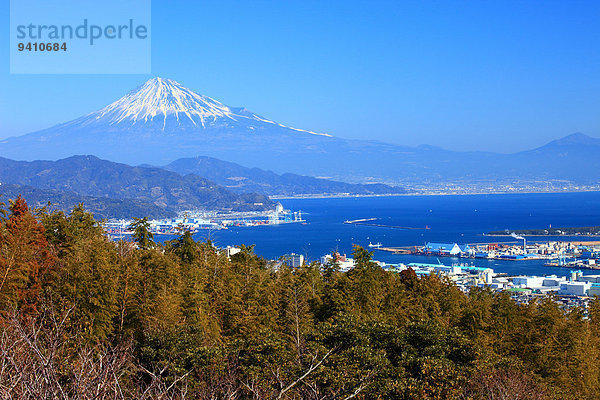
left=190, top=192, right=600, bottom=278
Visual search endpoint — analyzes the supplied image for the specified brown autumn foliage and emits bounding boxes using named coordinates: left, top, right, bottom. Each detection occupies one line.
left=0, top=196, right=600, bottom=399
left=0, top=195, right=56, bottom=317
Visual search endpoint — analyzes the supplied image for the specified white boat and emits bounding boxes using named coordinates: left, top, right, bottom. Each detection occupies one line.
left=368, top=242, right=382, bottom=248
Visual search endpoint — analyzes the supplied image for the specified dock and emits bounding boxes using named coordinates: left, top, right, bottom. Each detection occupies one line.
left=344, top=218, right=429, bottom=230
left=378, top=246, right=415, bottom=254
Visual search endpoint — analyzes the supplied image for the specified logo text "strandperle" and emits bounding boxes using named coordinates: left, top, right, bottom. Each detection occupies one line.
left=16, top=19, right=148, bottom=45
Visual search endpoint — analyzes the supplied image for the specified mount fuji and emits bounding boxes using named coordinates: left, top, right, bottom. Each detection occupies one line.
left=68, top=77, right=333, bottom=138
left=0, top=78, right=349, bottom=173
left=1, top=77, right=599, bottom=186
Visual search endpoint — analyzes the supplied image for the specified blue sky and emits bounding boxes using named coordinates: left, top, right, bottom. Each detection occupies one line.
left=1, top=0, right=599, bottom=152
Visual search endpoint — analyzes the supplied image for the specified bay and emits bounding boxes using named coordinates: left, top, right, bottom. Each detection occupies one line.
left=189, top=192, right=600, bottom=277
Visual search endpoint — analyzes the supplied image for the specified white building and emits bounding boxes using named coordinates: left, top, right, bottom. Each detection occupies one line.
left=283, top=253, right=304, bottom=268
left=588, top=283, right=600, bottom=297
left=559, top=281, right=591, bottom=296
left=320, top=253, right=355, bottom=272
left=513, top=276, right=545, bottom=288
left=432, top=265, right=463, bottom=275
left=579, top=274, right=600, bottom=283
left=542, top=276, right=566, bottom=287
left=225, top=246, right=241, bottom=259
left=425, top=242, right=463, bottom=256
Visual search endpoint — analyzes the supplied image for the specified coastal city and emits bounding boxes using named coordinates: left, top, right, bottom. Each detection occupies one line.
left=277, top=245, right=600, bottom=310
left=382, top=238, right=600, bottom=266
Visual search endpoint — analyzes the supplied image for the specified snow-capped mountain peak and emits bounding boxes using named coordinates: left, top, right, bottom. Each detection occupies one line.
left=89, top=77, right=237, bottom=128
left=80, top=77, right=331, bottom=136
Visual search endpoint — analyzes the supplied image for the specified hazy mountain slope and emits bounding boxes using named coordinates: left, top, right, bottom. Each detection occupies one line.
left=505, top=133, right=600, bottom=183
left=164, top=156, right=409, bottom=196
left=0, top=183, right=173, bottom=219
left=0, top=156, right=274, bottom=213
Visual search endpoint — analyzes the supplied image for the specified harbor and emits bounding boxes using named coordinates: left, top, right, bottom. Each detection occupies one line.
left=104, top=205, right=305, bottom=237
left=375, top=239, right=600, bottom=268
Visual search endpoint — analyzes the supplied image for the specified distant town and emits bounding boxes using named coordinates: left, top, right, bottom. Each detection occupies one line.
left=398, top=179, right=600, bottom=195
left=488, top=226, right=600, bottom=236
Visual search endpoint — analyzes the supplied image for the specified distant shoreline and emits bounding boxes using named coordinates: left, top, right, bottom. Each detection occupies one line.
left=270, top=193, right=407, bottom=200
left=485, top=234, right=600, bottom=238
left=271, top=189, right=600, bottom=200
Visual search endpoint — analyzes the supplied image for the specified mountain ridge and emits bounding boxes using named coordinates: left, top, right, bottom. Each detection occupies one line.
left=163, top=156, right=409, bottom=196
left=0, top=182, right=172, bottom=219
left=0, top=155, right=275, bottom=215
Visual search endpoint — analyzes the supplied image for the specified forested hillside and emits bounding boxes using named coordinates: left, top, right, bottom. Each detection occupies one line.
left=0, top=155, right=274, bottom=215
left=1, top=195, right=599, bottom=399
left=0, top=183, right=172, bottom=219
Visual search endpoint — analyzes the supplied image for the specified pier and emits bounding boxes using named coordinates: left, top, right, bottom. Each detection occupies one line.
left=344, top=218, right=429, bottom=230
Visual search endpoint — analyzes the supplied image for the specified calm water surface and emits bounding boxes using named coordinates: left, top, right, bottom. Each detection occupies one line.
left=186, top=192, right=600, bottom=277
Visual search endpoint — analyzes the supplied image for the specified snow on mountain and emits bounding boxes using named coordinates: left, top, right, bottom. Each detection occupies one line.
left=72, top=77, right=331, bottom=136
left=91, top=77, right=239, bottom=127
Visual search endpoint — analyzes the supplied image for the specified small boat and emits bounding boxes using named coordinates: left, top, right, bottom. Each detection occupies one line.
left=368, top=242, right=382, bottom=248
